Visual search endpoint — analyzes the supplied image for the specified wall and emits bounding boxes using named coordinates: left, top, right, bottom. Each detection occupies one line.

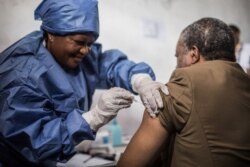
left=1, top=0, right=250, bottom=135
left=97, top=0, right=250, bottom=82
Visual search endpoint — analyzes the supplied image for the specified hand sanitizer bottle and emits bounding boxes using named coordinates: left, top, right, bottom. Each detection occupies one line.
left=110, top=118, right=122, bottom=147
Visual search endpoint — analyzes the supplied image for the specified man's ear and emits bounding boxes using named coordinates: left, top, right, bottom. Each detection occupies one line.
left=48, top=33, right=54, bottom=42
left=190, top=45, right=200, bottom=64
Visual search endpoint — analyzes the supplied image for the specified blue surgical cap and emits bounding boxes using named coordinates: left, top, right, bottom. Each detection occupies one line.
left=34, top=0, right=99, bottom=39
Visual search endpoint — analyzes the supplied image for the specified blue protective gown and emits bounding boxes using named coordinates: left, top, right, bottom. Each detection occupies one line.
left=0, top=31, right=155, bottom=166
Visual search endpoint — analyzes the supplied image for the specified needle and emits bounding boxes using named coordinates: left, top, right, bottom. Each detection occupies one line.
left=133, top=98, right=143, bottom=105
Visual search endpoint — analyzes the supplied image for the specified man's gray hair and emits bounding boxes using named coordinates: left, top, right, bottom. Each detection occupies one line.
left=181, top=17, right=235, bottom=61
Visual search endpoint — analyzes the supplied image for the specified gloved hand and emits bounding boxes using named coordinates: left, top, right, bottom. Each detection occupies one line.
left=131, top=74, right=169, bottom=118
left=83, top=87, right=134, bottom=131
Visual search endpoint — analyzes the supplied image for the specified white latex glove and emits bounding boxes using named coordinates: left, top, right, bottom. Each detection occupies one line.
left=131, top=73, right=169, bottom=118
left=83, top=87, right=134, bottom=131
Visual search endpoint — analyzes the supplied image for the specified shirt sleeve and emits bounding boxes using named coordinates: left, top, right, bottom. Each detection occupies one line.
left=158, top=69, right=193, bottom=133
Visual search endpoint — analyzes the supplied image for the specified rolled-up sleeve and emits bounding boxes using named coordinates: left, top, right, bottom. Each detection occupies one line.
left=159, top=69, right=193, bottom=133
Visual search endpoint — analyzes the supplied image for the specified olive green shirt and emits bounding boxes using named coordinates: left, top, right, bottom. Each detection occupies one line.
left=159, top=60, right=250, bottom=167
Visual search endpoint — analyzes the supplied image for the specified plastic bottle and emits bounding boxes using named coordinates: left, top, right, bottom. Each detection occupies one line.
left=109, top=118, right=122, bottom=147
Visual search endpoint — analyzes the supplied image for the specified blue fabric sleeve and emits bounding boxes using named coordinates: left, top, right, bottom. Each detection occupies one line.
left=91, top=44, right=156, bottom=92
left=0, top=83, right=94, bottom=164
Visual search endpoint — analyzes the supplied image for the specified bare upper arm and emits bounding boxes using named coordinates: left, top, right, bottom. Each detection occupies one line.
left=117, top=111, right=169, bottom=167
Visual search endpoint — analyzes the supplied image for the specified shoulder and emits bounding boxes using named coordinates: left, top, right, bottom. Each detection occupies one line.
left=0, top=31, right=52, bottom=85
left=1, top=31, right=45, bottom=68
left=1, top=31, right=43, bottom=55
left=168, top=61, right=228, bottom=91
left=169, top=65, right=201, bottom=83
left=0, top=31, right=44, bottom=67
left=172, top=61, right=230, bottom=77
